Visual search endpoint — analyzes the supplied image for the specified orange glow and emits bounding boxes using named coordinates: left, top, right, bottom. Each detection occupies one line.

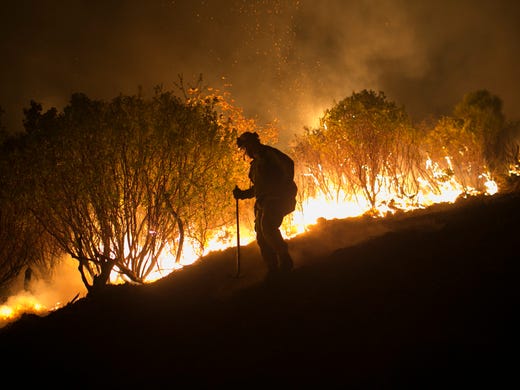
left=0, top=150, right=501, bottom=328
left=139, top=154, right=499, bottom=279
left=0, top=293, right=52, bottom=327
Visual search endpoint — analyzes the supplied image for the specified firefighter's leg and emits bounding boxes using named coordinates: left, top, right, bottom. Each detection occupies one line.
left=255, top=208, right=279, bottom=274
left=259, top=205, right=293, bottom=273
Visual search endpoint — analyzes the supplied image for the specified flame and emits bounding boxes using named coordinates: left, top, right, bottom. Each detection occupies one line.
left=1, top=151, right=501, bottom=328
left=141, top=227, right=258, bottom=282
left=0, top=292, right=54, bottom=328
left=141, top=154, right=499, bottom=278
left=1, top=259, right=85, bottom=328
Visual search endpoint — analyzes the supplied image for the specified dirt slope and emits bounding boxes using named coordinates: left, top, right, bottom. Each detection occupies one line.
left=1, top=192, right=518, bottom=388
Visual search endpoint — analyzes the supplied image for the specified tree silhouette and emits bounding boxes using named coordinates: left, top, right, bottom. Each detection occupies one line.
left=0, top=130, right=60, bottom=290
left=453, top=90, right=506, bottom=172
left=423, top=90, right=511, bottom=194
left=293, top=90, right=421, bottom=212
left=22, top=85, right=248, bottom=294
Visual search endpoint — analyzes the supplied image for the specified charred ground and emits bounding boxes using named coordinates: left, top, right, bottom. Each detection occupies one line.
left=1, top=192, right=518, bottom=388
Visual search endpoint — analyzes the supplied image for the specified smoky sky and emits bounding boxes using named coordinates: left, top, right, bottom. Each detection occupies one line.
left=1, top=0, right=519, bottom=143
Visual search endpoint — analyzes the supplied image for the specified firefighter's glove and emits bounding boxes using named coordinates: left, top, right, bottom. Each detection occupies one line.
left=233, top=186, right=247, bottom=200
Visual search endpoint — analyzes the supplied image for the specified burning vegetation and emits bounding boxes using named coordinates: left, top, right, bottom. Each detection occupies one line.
left=1, top=81, right=519, bottom=327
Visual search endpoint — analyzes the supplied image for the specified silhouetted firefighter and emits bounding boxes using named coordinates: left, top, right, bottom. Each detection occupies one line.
left=233, top=131, right=297, bottom=279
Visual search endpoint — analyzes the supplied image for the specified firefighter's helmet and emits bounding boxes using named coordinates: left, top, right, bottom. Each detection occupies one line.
left=237, top=131, right=260, bottom=148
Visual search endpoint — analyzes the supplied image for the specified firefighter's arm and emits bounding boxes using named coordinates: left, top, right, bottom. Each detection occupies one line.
left=233, top=185, right=255, bottom=200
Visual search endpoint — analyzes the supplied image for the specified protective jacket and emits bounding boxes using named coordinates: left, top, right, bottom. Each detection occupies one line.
left=240, top=144, right=297, bottom=213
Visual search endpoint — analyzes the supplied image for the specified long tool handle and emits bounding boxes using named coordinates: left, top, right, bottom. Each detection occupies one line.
left=235, top=197, right=241, bottom=278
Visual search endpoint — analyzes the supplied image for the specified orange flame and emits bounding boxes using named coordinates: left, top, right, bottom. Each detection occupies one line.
left=1, top=154, right=500, bottom=328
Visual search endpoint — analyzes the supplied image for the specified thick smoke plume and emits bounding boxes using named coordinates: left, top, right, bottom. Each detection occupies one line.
left=1, top=1, right=519, bottom=143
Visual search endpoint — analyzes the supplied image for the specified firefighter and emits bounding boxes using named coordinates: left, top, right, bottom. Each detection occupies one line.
left=233, top=131, right=297, bottom=278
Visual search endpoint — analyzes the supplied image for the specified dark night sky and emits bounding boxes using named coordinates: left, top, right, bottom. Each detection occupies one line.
left=1, top=0, right=519, bottom=143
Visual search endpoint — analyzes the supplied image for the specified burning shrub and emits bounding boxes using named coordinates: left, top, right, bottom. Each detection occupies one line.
left=292, top=89, right=422, bottom=212
left=17, top=83, right=254, bottom=294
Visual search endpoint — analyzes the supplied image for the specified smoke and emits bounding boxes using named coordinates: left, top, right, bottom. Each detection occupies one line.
left=280, top=0, right=520, bottom=132
left=1, top=0, right=519, bottom=141
left=25, top=257, right=86, bottom=305
left=0, top=257, right=86, bottom=328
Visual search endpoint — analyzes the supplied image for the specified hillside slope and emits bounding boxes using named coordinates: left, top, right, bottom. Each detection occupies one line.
left=1, top=192, right=518, bottom=388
